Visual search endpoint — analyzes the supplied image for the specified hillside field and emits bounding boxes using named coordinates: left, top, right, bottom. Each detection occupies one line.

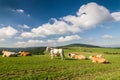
left=0, top=47, right=120, bottom=80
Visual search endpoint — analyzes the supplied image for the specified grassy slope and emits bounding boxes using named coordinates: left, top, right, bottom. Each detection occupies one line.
left=0, top=47, right=120, bottom=80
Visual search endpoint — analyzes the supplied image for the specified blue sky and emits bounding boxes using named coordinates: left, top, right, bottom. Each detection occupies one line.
left=0, top=0, right=120, bottom=47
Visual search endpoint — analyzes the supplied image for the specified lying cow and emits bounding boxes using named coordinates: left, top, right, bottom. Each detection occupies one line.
left=96, top=54, right=102, bottom=58
left=2, top=50, right=18, bottom=57
left=89, top=55, right=109, bottom=63
left=18, top=51, right=31, bottom=56
left=69, top=53, right=87, bottom=60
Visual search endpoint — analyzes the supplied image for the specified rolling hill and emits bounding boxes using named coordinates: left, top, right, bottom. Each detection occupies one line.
left=61, top=43, right=100, bottom=48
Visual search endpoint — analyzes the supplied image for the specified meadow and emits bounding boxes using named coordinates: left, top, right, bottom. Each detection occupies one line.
left=0, top=47, right=120, bottom=80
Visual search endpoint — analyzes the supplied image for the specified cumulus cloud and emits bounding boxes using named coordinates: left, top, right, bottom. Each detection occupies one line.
left=111, top=12, right=120, bottom=21
left=64, top=2, right=114, bottom=28
left=0, top=26, right=18, bottom=40
left=15, top=39, right=49, bottom=47
left=16, top=35, right=81, bottom=47
left=57, top=35, right=81, bottom=42
left=20, top=2, right=115, bottom=38
left=21, top=20, right=80, bottom=38
left=23, top=24, right=30, bottom=29
left=102, top=34, right=113, bottom=39
left=16, top=40, right=44, bottom=47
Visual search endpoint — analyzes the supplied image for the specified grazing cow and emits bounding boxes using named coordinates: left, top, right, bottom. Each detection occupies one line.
left=48, top=47, right=65, bottom=60
left=89, top=55, right=109, bottom=63
left=18, top=51, right=31, bottom=56
left=2, top=50, right=18, bottom=57
left=69, top=53, right=87, bottom=60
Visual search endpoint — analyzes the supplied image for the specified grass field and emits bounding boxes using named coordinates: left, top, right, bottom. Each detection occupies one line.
left=0, top=47, right=120, bottom=80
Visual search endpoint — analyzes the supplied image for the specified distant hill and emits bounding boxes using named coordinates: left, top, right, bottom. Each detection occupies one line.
left=61, top=43, right=100, bottom=48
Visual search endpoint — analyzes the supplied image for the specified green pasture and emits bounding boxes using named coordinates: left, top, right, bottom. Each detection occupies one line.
left=0, top=47, right=120, bottom=80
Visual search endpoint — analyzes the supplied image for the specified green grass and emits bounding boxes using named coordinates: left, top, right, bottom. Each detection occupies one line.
left=0, top=47, right=120, bottom=80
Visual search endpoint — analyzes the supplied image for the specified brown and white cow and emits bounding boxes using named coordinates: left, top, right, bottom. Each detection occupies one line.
left=69, top=53, right=87, bottom=60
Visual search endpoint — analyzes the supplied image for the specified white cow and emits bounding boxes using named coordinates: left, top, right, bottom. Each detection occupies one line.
left=47, top=47, right=65, bottom=60
left=2, top=50, right=18, bottom=57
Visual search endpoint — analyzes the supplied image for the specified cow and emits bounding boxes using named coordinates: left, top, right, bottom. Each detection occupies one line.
left=96, top=54, right=102, bottom=58
left=18, top=51, right=31, bottom=56
left=47, top=47, right=65, bottom=60
left=69, top=53, right=87, bottom=60
left=89, top=55, right=109, bottom=63
left=2, top=50, right=18, bottom=57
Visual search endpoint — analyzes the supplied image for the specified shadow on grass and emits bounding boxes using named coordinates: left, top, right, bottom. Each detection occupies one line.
left=65, top=58, right=76, bottom=60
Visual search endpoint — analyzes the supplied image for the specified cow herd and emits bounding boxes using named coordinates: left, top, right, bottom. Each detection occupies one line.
left=2, top=50, right=31, bottom=57
left=1, top=47, right=110, bottom=64
left=68, top=53, right=109, bottom=64
left=68, top=52, right=109, bottom=64
left=46, top=47, right=110, bottom=64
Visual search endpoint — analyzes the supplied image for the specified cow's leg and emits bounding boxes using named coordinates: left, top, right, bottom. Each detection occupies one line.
left=60, top=51, right=65, bottom=60
left=51, top=54, right=54, bottom=59
left=50, top=50, right=54, bottom=59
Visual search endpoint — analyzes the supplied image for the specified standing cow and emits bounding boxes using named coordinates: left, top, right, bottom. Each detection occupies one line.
left=46, top=47, right=65, bottom=60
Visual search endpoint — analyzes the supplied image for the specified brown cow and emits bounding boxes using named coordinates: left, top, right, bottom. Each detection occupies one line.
left=69, top=53, right=87, bottom=60
left=18, top=51, right=31, bottom=56
left=89, top=55, right=109, bottom=63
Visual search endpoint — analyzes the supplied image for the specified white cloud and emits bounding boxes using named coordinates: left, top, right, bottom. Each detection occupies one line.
left=20, top=2, right=115, bottom=38
left=16, top=39, right=56, bottom=47
left=111, top=12, right=120, bottom=21
left=16, top=35, right=81, bottom=47
left=63, top=2, right=113, bottom=28
left=102, top=34, right=113, bottom=39
left=12, top=9, right=30, bottom=17
left=16, top=40, right=44, bottom=47
left=23, top=24, right=30, bottom=29
left=16, top=9, right=24, bottom=13
left=0, top=26, right=18, bottom=40
left=15, top=41, right=26, bottom=47
left=18, top=24, right=30, bottom=29
left=12, top=9, right=24, bottom=13
left=21, top=32, right=33, bottom=38
left=21, top=20, right=80, bottom=38
left=57, top=35, right=81, bottom=42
